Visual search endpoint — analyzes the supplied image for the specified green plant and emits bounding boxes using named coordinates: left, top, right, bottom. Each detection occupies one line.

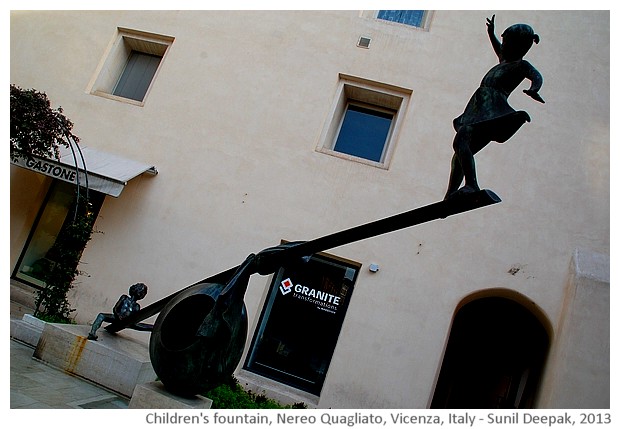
left=35, top=314, right=78, bottom=324
left=204, top=376, right=307, bottom=409
left=11, top=83, right=94, bottom=324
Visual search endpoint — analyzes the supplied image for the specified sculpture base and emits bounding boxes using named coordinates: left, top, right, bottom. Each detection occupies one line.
left=33, top=323, right=156, bottom=397
left=11, top=314, right=46, bottom=347
left=129, top=381, right=213, bottom=409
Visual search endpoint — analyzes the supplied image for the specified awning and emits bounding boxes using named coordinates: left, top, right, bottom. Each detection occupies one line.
left=11, top=146, right=158, bottom=197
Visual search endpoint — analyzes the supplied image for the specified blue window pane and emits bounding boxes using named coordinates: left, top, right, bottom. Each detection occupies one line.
left=334, top=105, right=393, bottom=163
left=378, top=10, right=425, bottom=27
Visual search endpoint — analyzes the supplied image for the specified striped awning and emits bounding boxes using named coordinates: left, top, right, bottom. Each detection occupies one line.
left=11, top=146, right=157, bottom=197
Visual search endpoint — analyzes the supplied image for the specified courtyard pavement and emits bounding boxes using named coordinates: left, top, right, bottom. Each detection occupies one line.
left=9, top=338, right=129, bottom=409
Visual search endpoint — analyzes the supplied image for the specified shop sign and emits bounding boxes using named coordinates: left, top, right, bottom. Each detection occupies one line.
left=12, top=155, right=79, bottom=184
left=279, top=277, right=342, bottom=314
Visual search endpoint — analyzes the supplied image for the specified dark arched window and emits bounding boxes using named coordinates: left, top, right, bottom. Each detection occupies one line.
left=431, top=296, right=549, bottom=408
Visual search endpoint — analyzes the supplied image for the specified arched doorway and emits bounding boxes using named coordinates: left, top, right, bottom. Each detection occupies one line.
left=431, top=295, right=550, bottom=408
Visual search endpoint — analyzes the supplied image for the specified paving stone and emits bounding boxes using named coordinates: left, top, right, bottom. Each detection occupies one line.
left=10, top=339, right=129, bottom=409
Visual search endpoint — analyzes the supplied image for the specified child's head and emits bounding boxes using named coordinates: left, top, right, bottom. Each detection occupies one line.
left=501, top=24, right=540, bottom=61
left=129, top=282, right=148, bottom=300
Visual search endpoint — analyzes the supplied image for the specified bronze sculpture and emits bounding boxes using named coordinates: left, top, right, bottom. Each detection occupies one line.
left=148, top=245, right=301, bottom=395
left=87, top=282, right=152, bottom=340
left=445, top=15, right=544, bottom=199
left=98, top=15, right=546, bottom=397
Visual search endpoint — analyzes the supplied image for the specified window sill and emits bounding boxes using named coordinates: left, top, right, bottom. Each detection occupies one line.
left=91, top=90, right=146, bottom=107
left=236, top=370, right=320, bottom=408
left=316, top=147, right=390, bottom=170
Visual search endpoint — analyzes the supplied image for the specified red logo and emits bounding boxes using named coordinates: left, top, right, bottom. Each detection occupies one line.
left=280, top=278, right=293, bottom=295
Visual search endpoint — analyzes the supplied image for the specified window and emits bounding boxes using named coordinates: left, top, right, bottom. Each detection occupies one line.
left=88, top=28, right=173, bottom=105
left=377, top=10, right=429, bottom=28
left=317, top=74, right=411, bottom=168
left=12, top=181, right=104, bottom=288
left=245, top=251, right=360, bottom=395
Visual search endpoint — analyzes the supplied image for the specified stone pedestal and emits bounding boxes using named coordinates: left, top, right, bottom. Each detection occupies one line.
left=33, top=323, right=156, bottom=397
left=10, top=314, right=46, bottom=347
left=129, top=381, right=213, bottom=409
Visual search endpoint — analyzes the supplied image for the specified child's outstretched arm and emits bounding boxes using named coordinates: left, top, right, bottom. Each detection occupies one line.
left=523, top=61, right=545, bottom=103
left=487, top=15, right=502, bottom=60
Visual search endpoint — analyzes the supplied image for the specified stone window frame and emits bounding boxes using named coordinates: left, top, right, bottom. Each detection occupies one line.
left=87, top=27, right=174, bottom=106
left=316, top=74, right=412, bottom=170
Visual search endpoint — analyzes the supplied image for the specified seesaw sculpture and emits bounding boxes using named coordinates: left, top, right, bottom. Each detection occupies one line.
left=100, top=15, right=543, bottom=397
left=104, top=191, right=499, bottom=396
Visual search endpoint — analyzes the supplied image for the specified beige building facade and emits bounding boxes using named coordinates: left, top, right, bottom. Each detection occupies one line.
left=10, top=10, right=609, bottom=408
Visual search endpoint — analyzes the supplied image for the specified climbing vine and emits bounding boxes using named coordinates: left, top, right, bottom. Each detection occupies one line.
left=33, top=194, right=97, bottom=323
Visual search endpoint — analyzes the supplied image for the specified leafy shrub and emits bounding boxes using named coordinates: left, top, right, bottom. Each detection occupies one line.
left=10, top=84, right=79, bottom=162
left=205, top=376, right=306, bottom=409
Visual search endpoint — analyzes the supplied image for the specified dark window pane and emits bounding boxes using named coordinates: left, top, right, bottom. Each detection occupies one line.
left=245, top=254, right=358, bottom=395
left=334, top=104, right=393, bottom=162
left=113, top=52, right=161, bottom=101
left=13, top=182, right=104, bottom=288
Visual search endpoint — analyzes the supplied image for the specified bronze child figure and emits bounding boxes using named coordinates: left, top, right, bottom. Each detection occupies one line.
left=88, top=282, right=152, bottom=340
left=445, top=15, right=545, bottom=200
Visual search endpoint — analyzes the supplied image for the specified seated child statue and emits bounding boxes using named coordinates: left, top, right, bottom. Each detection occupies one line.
left=88, top=282, right=153, bottom=340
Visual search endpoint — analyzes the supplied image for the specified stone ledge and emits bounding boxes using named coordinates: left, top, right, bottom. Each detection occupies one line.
left=33, top=323, right=156, bottom=397
left=10, top=314, right=46, bottom=347
left=129, top=381, right=213, bottom=409
left=572, top=248, right=609, bottom=284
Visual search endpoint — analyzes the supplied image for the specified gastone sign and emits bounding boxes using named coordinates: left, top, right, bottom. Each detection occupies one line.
left=12, top=156, right=79, bottom=184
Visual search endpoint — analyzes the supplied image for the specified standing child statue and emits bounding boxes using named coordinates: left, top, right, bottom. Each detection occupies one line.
left=445, top=15, right=545, bottom=200
left=88, top=282, right=153, bottom=340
